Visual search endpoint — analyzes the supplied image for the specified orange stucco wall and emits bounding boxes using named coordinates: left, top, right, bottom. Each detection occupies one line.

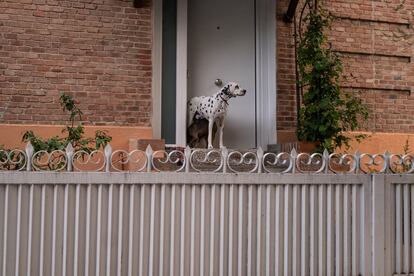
left=344, top=132, right=414, bottom=154
left=2, top=124, right=412, bottom=154
left=277, top=130, right=414, bottom=154
left=0, top=124, right=152, bottom=151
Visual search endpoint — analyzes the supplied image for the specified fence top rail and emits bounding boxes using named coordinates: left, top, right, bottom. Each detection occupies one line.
left=0, top=172, right=371, bottom=185
left=382, top=174, right=414, bottom=184
left=1, top=142, right=413, bottom=174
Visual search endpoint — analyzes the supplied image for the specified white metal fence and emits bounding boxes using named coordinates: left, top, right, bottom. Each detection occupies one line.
left=1, top=172, right=412, bottom=276
left=1, top=143, right=414, bottom=275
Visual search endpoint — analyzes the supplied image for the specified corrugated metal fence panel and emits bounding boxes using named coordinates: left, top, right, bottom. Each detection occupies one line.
left=0, top=172, right=373, bottom=276
left=392, top=182, right=414, bottom=276
left=371, top=174, right=414, bottom=276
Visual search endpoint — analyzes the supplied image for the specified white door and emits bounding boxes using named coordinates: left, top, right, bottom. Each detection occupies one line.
left=187, top=0, right=256, bottom=149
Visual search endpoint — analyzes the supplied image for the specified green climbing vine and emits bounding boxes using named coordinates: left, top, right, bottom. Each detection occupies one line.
left=297, top=1, right=369, bottom=152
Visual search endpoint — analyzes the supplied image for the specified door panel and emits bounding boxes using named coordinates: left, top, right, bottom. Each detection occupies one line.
left=188, top=0, right=256, bottom=148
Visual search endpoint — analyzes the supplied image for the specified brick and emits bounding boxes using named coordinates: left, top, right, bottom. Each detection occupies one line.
left=2, top=0, right=413, bottom=134
left=276, top=0, right=414, bottom=136
left=0, top=0, right=152, bottom=126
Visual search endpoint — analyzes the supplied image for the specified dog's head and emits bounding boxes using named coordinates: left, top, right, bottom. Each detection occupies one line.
left=222, top=82, right=247, bottom=97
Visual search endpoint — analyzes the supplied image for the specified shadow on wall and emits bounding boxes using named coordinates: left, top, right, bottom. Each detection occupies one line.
left=133, top=0, right=151, bottom=8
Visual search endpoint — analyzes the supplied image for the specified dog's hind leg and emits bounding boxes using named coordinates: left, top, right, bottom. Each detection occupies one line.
left=187, top=103, right=196, bottom=126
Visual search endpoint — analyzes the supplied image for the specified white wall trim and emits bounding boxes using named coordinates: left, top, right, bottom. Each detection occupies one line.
left=176, top=0, right=188, bottom=146
left=256, top=0, right=277, bottom=148
left=151, top=0, right=163, bottom=139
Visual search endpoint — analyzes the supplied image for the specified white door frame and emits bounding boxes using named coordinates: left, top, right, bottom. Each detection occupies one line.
left=176, top=0, right=188, bottom=145
left=153, top=0, right=277, bottom=147
left=151, top=0, right=163, bottom=139
left=255, top=0, right=277, bottom=148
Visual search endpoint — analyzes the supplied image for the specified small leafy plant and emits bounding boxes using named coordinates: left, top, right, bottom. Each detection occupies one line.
left=395, top=137, right=413, bottom=173
left=22, top=93, right=112, bottom=153
left=296, top=1, right=369, bottom=152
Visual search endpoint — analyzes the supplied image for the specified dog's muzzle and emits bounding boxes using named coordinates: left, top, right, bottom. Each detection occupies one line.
left=240, top=89, right=247, bottom=96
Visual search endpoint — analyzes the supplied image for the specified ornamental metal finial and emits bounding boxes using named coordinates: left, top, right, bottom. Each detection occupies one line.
left=25, top=142, right=34, bottom=171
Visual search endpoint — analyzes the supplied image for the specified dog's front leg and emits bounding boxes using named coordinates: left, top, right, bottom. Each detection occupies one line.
left=217, top=118, right=225, bottom=148
left=207, top=119, right=214, bottom=149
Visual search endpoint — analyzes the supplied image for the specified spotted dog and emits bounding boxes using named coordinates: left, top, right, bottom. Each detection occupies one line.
left=187, top=82, right=247, bottom=149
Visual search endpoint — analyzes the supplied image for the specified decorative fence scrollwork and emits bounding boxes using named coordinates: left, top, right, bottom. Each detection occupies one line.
left=0, top=149, right=27, bottom=171
left=295, top=152, right=326, bottom=173
left=0, top=142, right=413, bottom=174
left=328, top=152, right=357, bottom=174
left=72, top=150, right=106, bottom=172
left=151, top=147, right=186, bottom=172
left=31, top=150, right=67, bottom=171
left=227, top=149, right=261, bottom=173
left=263, top=151, right=293, bottom=173
left=389, top=153, right=414, bottom=174
left=111, top=149, right=147, bottom=172
left=190, top=148, right=223, bottom=172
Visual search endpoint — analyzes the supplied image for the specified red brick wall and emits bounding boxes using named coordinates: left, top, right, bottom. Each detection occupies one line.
left=0, top=0, right=152, bottom=126
left=2, top=0, right=413, bottom=135
left=276, top=0, right=297, bottom=131
left=276, top=0, right=414, bottom=135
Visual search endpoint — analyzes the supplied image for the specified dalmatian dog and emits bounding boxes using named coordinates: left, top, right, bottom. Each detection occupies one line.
left=187, top=82, right=247, bottom=149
